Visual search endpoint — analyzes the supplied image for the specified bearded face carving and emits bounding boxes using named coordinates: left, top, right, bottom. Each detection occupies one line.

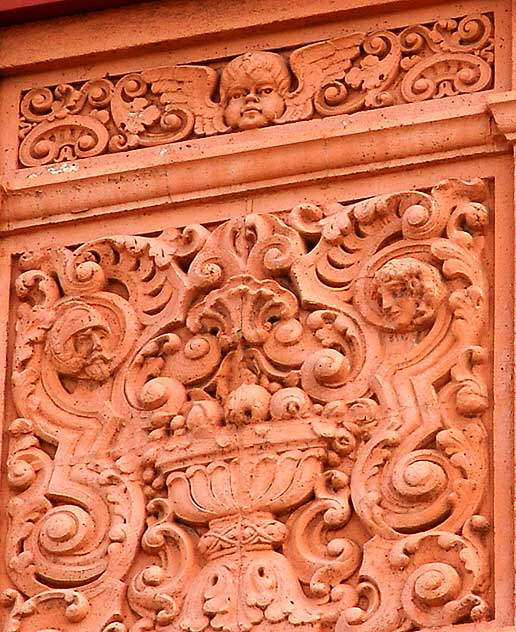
left=45, top=303, right=113, bottom=382
left=6, top=180, right=491, bottom=632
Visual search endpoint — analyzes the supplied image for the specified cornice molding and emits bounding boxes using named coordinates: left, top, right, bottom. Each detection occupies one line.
left=487, top=91, right=516, bottom=143
left=0, top=0, right=483, bottom=73
left=0, top=94, right=505, bottom=233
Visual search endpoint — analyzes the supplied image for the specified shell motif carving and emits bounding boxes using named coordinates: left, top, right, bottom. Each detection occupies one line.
left=18, top=13, right=494, bottom=167
left=2, top=178, right=490, bottom=632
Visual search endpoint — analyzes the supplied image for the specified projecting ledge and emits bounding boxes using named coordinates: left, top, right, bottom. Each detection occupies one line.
left=486, top=91, right=516, bottom=143
left=1, top=93, right=508, bottom=232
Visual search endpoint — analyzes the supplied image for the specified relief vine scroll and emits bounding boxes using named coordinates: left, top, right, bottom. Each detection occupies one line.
left=2, top=178, right=491, bottom=632
left=18, top=13, right=494, bottom=167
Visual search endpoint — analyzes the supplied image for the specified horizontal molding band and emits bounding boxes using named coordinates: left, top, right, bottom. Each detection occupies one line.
left=0, top=92, right=510, bottom=233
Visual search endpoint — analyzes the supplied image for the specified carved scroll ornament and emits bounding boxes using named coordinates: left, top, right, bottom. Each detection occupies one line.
left=18, top=13, right=494, bottom=167
left=2, top=178, right=490, bottom=632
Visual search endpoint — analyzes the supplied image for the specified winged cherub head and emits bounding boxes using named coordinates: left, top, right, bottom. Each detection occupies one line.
left=372, top=258, right=445, bottom=331
left=220, top=51, right=291, bottom=130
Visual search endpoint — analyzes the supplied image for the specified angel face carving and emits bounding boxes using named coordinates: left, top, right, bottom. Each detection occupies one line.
left=372, top=258, right=445, bottom=331
left=220, top=51, right=290, bottom=130
left=46, top=304, right=113, bottom=381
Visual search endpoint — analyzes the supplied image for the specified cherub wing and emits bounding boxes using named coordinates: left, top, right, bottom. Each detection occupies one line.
left=280, top=33, right=365, bottom=123
left=142, top=65, right=228, bottom=136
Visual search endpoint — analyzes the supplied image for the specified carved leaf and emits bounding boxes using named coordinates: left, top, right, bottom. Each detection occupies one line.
left=143, top=65, right=228, bottom=136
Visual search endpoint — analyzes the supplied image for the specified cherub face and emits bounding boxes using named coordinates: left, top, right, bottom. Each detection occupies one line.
left=223, top=71, right=286, bottom=131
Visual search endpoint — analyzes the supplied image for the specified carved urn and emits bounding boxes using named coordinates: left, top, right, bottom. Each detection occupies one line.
left=6, top=182, right=491, bottom=632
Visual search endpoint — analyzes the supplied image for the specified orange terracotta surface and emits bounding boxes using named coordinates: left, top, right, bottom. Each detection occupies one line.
left=0, top=0, right=144, bottom=26
left=0, top=2, right=515, bottom=632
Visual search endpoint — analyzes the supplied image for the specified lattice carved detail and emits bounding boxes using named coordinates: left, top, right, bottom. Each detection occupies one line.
left=2, top=179, right=490, bottom=632
left=18, top=13, right=494, bottom=167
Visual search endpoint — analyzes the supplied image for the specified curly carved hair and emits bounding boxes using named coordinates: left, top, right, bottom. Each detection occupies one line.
left=220, top=51, right=291, bottom=103
left=372, top=257, right=445, bottom=328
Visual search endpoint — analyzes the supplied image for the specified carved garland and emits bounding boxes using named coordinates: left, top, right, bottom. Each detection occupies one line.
left=18, top=13, right=494, bottom=167
left=2, top=178, right=490, bottom=632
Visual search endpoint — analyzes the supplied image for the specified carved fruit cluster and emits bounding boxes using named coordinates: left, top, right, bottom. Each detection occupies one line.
left=3, top=179, right=490, bottom=632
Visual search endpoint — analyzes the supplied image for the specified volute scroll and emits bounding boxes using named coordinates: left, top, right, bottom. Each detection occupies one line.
left=17, top=13, right=494, bottom=168
left=3, top=179, right=491, bottom=632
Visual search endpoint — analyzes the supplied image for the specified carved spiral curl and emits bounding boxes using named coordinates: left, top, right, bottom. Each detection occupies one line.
left=310, top=349, right=351, bottom=387
left=400, top=203, right=434, bottom=239
left=244, top=214, right=306, bottom=276
left=7, top=458, right=38, bottom=490
left=288, top=203, right=325, bottom=239
left=446, top=200, right=488, bottom=248
left=108, top=133, right=134, bottom=152
left=355, top=440, right=469, bottom=537
left=270, top=387, right=312, bottom=420
left=19, top=116, right=110, bottom=166
left=456, top=66, right=481, bottom=91
left=344, top=580, right=382, bottom=626
left=407, top=563, right=461, bottom=607
left=81, top=78, right=114, bottom=109
left=128, top=499, right=198, bottom=625
left=389, top=451, right=448, bottom=502
left=314, top=81, right=356, bottom=116
left=15, top=269, right=60, bottom=309
left=272, top=318, right=304, bottom=346
left=300, top=307, right=375, bottom=400
left=398, top=544, right=489, bottom=626
left=399, top=26, right=435, bottom=54
left=117, top=74, right=148, bottom=101
left=63, top=246, right=124, bottom=295
left=130, top=109, right=194, bottom=148
left=37, top=506, right=95, bottom=555
left=20, top=87, right=58, bottom=121
left=139, top=377, right=187, bottom=412
left=165, top=224, right=210, bottom=261
left=27, top=503, right=108, bottom=586
left=20, top=80, right=113, bottom=127
left=126, top=333, right=220, bottom=416
left=258, top=235, right=300, bottom=273
left=444, top=14, right=493, bottom=52
left=314, top=30, right=398, bottom=113
left=363, top=31, right=395, bottom=57
left=187, top=258, right=225, bottom=290
left=285, top=477, right=361, bottom=604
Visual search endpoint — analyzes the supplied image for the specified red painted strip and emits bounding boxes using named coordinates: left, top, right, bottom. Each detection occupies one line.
left=0, top=0, right=146, bottom=25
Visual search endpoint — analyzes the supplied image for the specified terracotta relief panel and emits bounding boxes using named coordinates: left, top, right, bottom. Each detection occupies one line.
left=1, top=178, right=492, bottom=632
left=17, top=12, right=494, bottom=167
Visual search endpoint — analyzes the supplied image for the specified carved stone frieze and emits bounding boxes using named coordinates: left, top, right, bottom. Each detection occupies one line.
left=2, top=179, right=491, bottom=632
left=17, top=13, right=494, bottom=167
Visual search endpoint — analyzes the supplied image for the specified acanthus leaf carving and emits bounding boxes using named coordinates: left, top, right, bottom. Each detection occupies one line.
left=3, top=178, right=491, bottom=632
left=17, top=13, right=494, bottom=167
